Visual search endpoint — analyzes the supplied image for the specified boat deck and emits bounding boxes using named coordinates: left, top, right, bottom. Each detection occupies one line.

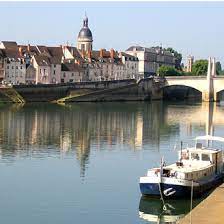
left=165, top=161, right=212, bottom=173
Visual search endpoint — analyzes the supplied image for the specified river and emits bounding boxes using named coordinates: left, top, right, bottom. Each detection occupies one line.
left=0, top=102, right=223, bottom=223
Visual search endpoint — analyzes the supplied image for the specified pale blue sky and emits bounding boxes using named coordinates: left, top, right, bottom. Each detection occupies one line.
left=1, top=1, right=224, bottom=65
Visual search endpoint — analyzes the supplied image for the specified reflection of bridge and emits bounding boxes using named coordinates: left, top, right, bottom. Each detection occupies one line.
left=165, top=102, right=224, bottom=137
left=161, top=58, right=224, bottom=102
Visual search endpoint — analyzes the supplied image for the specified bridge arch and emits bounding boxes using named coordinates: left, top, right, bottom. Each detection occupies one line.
left=162, top=84, right=202, bottom=101
left=216, top=89, right=224, bottom=101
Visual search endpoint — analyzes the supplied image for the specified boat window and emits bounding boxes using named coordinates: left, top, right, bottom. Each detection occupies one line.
left=202, top=154, right=210, bottom=161
left=191, top=153, right=200, bottom=160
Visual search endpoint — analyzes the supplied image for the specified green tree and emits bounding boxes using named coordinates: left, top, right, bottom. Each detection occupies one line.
left=216, top=61, right=222, bottom=75
left=165, top=47, right=182, bottom=70
left=157, top=65, right=181, bottom=77
left=192, top=60, right=208, bottom=76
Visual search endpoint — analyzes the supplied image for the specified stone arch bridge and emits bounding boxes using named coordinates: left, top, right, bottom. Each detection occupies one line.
left=158, top=58, right=224, bottom=102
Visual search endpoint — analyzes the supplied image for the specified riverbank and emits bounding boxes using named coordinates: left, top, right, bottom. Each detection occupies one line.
left=0, top=78, right=163, bottom=103
left=178, top=183, right=224, bottom=224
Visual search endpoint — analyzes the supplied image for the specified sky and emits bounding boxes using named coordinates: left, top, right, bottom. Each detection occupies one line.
left=1, top=1, right=224, bottom=65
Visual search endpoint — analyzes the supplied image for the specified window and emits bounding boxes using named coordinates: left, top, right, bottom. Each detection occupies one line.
left=54, top=65, right=56, bottom=68
left=16, top=66, right=18, bottom=69
left=53, top=70, right=56, bottom=75
left=191, top=153, right=200, bottom=160
left=12, top=66, right=14, bottom=69
left=202, top=154, right=210, bottom=161
left=63, top=73, right=66, bottom=78
left=21, top=66, right=23, bottom=69
left=81, top=44, right=85, bottom=51
left=71, top=73, right=74, bottom=77
left=61, top=79, right=64, bottom=83
left=7, top=66, right=9, bottom=69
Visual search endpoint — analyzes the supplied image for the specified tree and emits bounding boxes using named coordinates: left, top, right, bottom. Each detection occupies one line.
left=157, top=65, right=181, bottom=77
left=165, top=47, right=182, bottom=70
left=216, top=61, right=222, bottom=75
left=192, top=60, right=208, bottom=76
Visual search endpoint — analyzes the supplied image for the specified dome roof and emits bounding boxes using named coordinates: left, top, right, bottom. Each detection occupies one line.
left=78, top=27, right=93, bottom=41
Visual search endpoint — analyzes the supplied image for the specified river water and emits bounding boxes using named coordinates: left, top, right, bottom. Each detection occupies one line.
left=0, top=102, right=223, bottom=224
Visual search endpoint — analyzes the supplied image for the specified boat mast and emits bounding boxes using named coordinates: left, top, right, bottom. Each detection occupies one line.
left=180, top=141, right=183, bottom=163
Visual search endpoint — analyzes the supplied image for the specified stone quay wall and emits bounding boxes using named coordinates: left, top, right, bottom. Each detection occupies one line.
left=0, top=78, right=160, bottom=103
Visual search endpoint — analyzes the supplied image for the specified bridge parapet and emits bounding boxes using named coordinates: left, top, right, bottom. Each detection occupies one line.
left=153, top=59, right=224, bottom=102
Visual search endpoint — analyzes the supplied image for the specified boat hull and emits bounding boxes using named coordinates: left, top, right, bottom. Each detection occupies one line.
left=140, top=174, right=223, bottom=198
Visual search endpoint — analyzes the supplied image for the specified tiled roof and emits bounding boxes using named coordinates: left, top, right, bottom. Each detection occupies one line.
left=126, top=45, right=174, bottom=56
left=3, top=48, right=20, bottom=59
left=61, top=63, right=84, bottom=72
left=1, top=41, right=17, bottom=49
left=66, top=46, right=85, bottom=62
left=34, top=54, right=51, bottom=66
left=90, top=50, right=122, bottom=65
left=120, top=52, right=138, bottom=60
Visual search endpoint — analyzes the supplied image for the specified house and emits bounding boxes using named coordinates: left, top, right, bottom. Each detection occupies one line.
left=119, top=52, right=140, bottom=80
left=61, top=63, right=85, bottom=83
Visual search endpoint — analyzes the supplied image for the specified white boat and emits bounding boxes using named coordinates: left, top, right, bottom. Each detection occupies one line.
left=139, top=135, right=224, bottom=198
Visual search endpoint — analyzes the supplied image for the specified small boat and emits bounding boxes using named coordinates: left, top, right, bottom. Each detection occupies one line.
left=139, top=135, right=224, bottom=198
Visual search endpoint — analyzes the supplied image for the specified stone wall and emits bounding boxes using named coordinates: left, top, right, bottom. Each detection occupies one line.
left=0, top=78, right=160, bottom=103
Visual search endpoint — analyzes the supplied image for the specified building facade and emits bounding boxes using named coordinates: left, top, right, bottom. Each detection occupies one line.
left=119, top=52, right=140, bottom=80
left=126, top=46, right=176, bottom=77
left=0, top=49, right=5, bottom=82
left=61, top=63, right=85, bottom=83
left=185, top=55, right=194, bottom=73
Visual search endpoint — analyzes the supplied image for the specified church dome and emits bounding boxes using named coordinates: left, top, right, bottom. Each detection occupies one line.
left=78, top=27, right=93, bottom=41
left=77, top=16, right=93, bottom=41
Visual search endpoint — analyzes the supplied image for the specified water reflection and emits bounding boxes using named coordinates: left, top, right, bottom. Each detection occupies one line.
left=139, top=196, right=201, bottom=224
left=0, top=102, right=223, bottom=177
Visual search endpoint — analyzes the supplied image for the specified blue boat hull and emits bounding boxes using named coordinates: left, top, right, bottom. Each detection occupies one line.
left=140, top=175, right=223, bottom=198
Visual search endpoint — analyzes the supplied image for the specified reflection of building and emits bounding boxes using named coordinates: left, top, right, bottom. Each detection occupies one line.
left=0, top=102, right=220, bottom=178
left=134, top=115, right=143, bottom=148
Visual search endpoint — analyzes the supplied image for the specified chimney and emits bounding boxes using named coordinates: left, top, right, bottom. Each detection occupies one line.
left=27, top=44, right=30, bottom=52
left=88, top=50, right=92, bottom=63
left=19, top=46, right=23, bottom=57
left=110, top=48, right=115, bottom=59
left=100, top=48, right=105, bottom=58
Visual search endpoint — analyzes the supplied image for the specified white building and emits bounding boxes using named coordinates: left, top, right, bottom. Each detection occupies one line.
left=83, top=49, right=127, bottom=81
left=119, top=52, right=140, bottom=80
left=32, top=53, right=61, bottom=84
left=0, top=43, right=27, bottom=84
left=4, top=57, right=26, bottom=84
left=126, top=46, right=176, bottom=77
